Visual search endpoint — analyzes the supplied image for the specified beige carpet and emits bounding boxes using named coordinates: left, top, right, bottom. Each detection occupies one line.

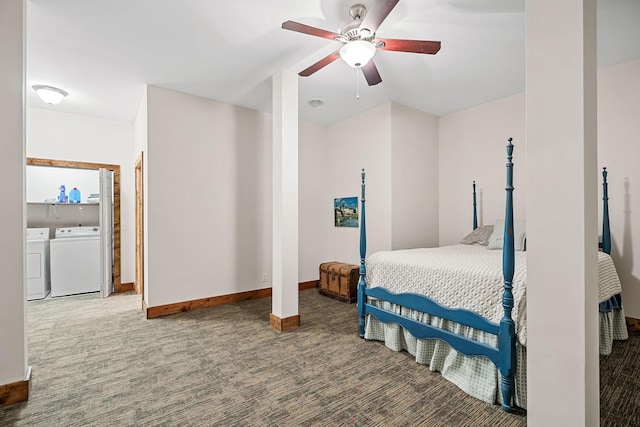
left=0, top=289, right=635, bottom=426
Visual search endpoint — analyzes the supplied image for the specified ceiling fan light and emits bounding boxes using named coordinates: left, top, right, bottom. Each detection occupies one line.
left=32, top=85, right=69, bottom=105
left=339, top=40, right=376, bottom=68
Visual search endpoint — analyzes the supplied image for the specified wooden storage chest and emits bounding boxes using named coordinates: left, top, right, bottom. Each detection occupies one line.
left=319, top=262, right=359, bottom=303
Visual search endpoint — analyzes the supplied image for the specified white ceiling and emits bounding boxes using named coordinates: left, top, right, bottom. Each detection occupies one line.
left=26, top=0, right=640, bottom=125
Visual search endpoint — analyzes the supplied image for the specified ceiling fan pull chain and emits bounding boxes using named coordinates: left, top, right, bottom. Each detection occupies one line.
left=356, top=67, right=360, bottom=100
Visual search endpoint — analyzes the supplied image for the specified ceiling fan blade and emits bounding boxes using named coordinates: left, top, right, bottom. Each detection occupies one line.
left=299, top=50, right=341, bottom=77
left=377, top=38, right=441, bottom=54
left=282, top=20, right=341, bottom=41
left=359, top=0, right=400, bottom=35
left=361, top=60, right=382, bottom=86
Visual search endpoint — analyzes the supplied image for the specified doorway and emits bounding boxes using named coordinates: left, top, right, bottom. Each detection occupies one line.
left=134, top=152, right=144, bottom=296
left=26, top=157, right=122, bottom=292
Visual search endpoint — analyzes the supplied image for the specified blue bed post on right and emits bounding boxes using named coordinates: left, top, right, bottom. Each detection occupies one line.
left=499, top=138, right=517, bottom=412
left=473, top=181, right=478, bottom=230
left=358, top=169, right=367, bottom=338
left=602, top=167, right=611, bottom=255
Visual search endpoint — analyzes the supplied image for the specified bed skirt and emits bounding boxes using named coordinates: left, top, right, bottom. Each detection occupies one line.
left=363, top=300, right=628, bottom=410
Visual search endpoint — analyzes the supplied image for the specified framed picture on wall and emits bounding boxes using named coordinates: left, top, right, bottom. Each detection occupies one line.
left=334, top=196, right=359, bottom=227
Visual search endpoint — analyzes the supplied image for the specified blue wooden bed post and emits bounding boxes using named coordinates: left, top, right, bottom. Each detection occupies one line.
left=358, top=169, right=367, bottom=338
left=499, top=138, right=517, bottom=412
left=473, top=181, right=478, bottom=230
left=602, top=167, right=612, bottom=255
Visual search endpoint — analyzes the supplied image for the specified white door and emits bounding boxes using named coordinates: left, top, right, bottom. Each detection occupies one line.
left=99, top=168, right=114, bottom=298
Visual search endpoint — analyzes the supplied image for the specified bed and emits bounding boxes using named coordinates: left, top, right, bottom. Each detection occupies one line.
left=356, top=139, right=628, bottom=412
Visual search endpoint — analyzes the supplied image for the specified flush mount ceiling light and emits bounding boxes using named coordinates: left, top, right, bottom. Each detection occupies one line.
left=32, top=85, right=69, bottom=105
left=339, top=40, right=376, bottom=68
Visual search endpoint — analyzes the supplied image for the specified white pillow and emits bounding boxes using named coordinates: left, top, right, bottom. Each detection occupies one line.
left=487, top=219, right=526, bottom=251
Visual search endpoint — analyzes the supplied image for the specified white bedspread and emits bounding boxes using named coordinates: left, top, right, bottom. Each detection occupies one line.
left=366, top=244, right=623, bottom=346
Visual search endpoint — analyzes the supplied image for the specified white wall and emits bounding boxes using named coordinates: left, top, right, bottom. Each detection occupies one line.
left=437, top=58, right=640, bottom=318
left=26, top=107, right=136, bottom=284
left=133, top=87, right=148, bottom=158
left=26, top=166, right=98, bottom=202
left=140, top=89, right=438, bottom=297
left=298, top=121, right=327, bottom=282
left=145, top=86, right=272, bottom=307
left=140, top=86, right=373, bottom=299
left=598, top=58, right=640, bottom=317
left=324, top=104, right=393, bottom=265
left=438, top=93, right=526, bottom=245
left=391, top=103, right=439, bottom=250
left=0, top=0, right=27, bottom=387
left=321, top=102, right=440, bottom=266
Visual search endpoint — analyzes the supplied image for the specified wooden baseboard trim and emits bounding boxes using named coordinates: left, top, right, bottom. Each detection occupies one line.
left=145, top=281, right=316, bottom=319
left=119, top=282, right=134, bottom=292
left=0, top=367, right=31, bottom=408
left=270, top=313, right=301, bottom=332
left=299, top=280, right=319, bottom=291
left=626, top=317, right=640, bottom=332
left=146, top=288, right=272, bottom=319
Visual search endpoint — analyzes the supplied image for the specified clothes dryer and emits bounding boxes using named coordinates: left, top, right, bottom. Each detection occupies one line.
left=26, top=228, right=51, bottom=300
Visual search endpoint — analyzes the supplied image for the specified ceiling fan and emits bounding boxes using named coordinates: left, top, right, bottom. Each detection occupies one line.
left=282, top=0, right=441, bottom=86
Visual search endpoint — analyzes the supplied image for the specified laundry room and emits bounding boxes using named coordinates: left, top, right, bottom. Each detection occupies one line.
left=27, top=166, right=100, bottom=230
left=26, top=164, right=114, bottom=301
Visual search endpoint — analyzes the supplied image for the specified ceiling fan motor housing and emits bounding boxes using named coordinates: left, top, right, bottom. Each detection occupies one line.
left=342, top=21, right=362, bottom=40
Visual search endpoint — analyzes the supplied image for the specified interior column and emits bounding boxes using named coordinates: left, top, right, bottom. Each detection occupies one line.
left=0, top=0, right=29, bottom=407
left=271, top=70, right=300, bottom=331
left=526, top=0, right=599, bottom=424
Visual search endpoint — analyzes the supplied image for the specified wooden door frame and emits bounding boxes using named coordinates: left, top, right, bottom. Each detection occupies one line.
left=134, top=152, right=144, bottom=295
left=26, top=157, right=122, bottom=292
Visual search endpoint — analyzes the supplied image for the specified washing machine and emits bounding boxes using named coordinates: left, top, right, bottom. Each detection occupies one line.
left=50, top=226, right=101, bottom=297
left=26, top=228, right=51, bottom=300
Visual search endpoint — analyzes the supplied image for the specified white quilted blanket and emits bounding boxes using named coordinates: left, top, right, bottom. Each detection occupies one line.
left=365, top=245, right=622, bottom=346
